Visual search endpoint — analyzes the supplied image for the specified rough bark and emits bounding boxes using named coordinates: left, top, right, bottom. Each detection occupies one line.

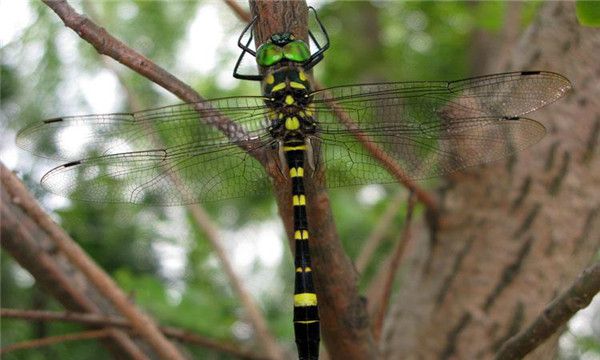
left=383, top=2, right=600, bottom=359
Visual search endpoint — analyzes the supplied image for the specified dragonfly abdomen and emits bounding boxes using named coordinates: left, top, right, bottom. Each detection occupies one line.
left=285, top=143, right=320, bottom=360
left=264, top=65, right=320, bottom=359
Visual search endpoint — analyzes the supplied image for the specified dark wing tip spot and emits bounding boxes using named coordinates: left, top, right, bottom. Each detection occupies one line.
left=521, top=71, right=541, bottom=76
left=503, top=116, right=521, bottom=120
left=63, top=160, right=82, bottom=168
left=43, top=117, right=64, bottom=124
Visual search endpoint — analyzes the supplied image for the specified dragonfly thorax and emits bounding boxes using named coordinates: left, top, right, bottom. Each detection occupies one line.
left=264, top=66, right=316, bottom=140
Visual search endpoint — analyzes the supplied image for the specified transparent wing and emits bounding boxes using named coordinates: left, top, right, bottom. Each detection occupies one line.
left=17, top=97, right=270, bottom=160
left=17, top=97, right=276, bottom=205
left=17, top=72, right=571, bottom=203
left=40, top=141, right=273, bottom=205
left=311, top=71, right=570, bottom=185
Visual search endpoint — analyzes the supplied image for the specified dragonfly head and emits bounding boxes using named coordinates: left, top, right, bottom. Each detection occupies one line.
left=256, top=32, right=311, bottom=67
left=270, top=32, right=295, bottom=46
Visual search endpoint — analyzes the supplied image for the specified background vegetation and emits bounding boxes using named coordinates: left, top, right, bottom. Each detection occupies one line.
left=1, top=1, right=598, bottom=359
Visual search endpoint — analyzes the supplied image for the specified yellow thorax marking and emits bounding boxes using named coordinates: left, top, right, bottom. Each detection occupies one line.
left=304, top=105, right=315, bottom=117
left=294, top=229, right=309, bottom=240
left=272, top=82, right=286, bottom=92
left=290, top=167, right=304, bottom=178
left=285, top=116, right=300, bottom=130
left=299, top=70, right=307, bottom=81
left=283, top=145, right=306, bottom=152
left=285, top=94, right=295, bottom=105
left=265, top=73, right=275, bottom=85
left=292, top=195, right=306, bottom=206
left=294, top=293, right=317, bottom=307
left=290, top=81, right=306, bottom=89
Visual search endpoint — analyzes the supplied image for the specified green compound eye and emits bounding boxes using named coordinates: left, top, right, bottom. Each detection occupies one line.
left=256, top=43, right=284, bottom=67
left=283, top=40, right=311, bottom=63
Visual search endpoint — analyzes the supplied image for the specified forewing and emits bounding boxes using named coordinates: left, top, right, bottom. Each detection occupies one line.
left=17, top=97, right=276, bottom=204
left=16, top=96, right=270, bottom=160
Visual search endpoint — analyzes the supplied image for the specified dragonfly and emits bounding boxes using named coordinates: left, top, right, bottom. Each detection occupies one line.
left=17, top=7, right=571, bottom=360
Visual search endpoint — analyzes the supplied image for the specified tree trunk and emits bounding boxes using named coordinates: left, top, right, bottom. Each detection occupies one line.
left=383, top=2, right=600, bottom=359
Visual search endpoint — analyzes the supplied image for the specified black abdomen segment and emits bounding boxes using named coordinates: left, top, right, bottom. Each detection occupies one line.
left=284, top=142, right=320, bottom=360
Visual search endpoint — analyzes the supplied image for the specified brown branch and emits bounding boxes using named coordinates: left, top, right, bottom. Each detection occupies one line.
left=38, top=1, right=427, bottom=358
left=371, top=193, right=417, bottom=342
left=224, top=0, right=437, bottom=213
left=249, top=1, right=377, bottom=358
left=224, top=0, right=438, bottom=212
left=1, top=164, right=152, bottom=359
left=224, top=0, right=252, bottom=22
left=226, top=0, right=438, bottom=212
left=496, top=262, right=600, bottom=360
left=355, top=190, right=406, bottom=274
left=0, top=329, right=110, bottom=355
left=42, top=0, right=266, bottom=161
left=1, top=161, right=184, bottom=360
left=186, top=206, right=285, bottom=359
left=313, top=81, right=438, bottom=213
left=1, top=308, right=268, bottom=360
left=80, top=2, right=283, bottom=357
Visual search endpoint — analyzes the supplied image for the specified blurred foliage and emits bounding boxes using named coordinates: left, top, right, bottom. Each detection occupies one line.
left=576, top=0, right=600, bottom=26
left=1, top=1, right=597, bottom=359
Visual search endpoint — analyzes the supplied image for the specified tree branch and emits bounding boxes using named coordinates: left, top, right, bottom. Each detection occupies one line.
left=1, top=165, right=151, bottom=359
left=40, top=0, right=284, bottom=357
left=1, top=308, right=268, bottom=360
left=224, top=0, right=439, bottom=212
left=496, top=262, right=600, bottom=360
left=249, top=1, right=377, bottom=358
left=355, top=190, right=406, bottom=274
left=224, top=0, right=252, bottom=22
left=0, top=329, right=110, bottom=355
left=41, top=0, right=266, bottom=161
left=371, top=193, right=416, bottom=342
left=79, top=3, right=283, bottom=357
left=1, top=162, right=184, bottom=360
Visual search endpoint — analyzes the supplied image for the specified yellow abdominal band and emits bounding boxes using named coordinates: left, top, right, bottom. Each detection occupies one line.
left=296, top=266, right=312, bottom=272
left=294, top=229, right=309, bottom=240
left=290, top=167, right=304, bottom=177
left=294, top=293, right=318, bottom=307
left=283, top=145, right=306, bottom=151
left=293, top=195, right=306, bottom=206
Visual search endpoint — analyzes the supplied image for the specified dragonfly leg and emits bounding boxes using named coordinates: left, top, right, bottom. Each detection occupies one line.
left=306, top=137, right=316, bottom=172
left=278, top=139, right=288, bottom=178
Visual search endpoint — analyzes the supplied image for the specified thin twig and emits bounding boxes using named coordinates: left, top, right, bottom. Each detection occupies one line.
left=224, top=0, right=252, bottom=22
left=80, top=2, right=283, bottom=357
left=42, top=0, right=264, bottom=160
left=0, top=329, right=110, bottom=355
left=371, top=192, right=417, bottom=342
left=496, top=262, right=600, bottom=360
left=355, top=190, right=406, bottom=274
left=1, top=308, right=268, bottom=360
left=314, top=82, right=438, bottom=212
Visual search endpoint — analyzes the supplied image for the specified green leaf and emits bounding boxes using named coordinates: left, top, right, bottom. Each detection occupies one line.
left=576, top=1, right=600, bottom=26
